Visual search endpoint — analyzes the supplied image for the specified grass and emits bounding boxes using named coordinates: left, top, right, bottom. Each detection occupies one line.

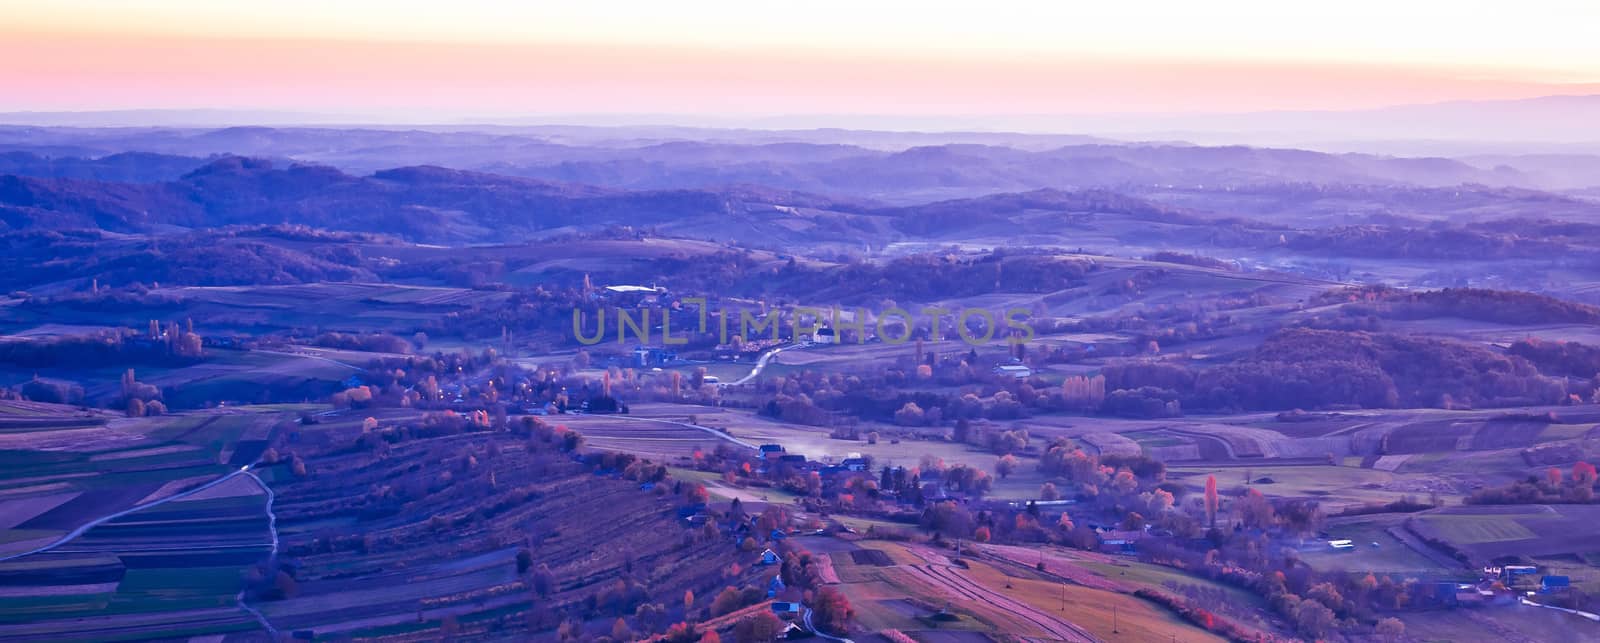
left=959, top=558, right=1229, bottom=643
left=1415, top=514, right=1537, bottom=544
left=1167, top=464, right=1430, bottom=509
left=1301, top=514, right=1459, bottom=575
left=1073, top=557, right=1266, bottom=609
left=1124, top=430, right=1188, bottom=448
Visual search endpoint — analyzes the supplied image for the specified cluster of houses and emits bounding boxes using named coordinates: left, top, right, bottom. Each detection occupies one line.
left=1424, top=565, right=1576, bottom=608
left=755, top=443, right=869, bottom=481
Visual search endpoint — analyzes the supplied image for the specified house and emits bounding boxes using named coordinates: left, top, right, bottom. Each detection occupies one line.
left=993, top=364, right=1032, bottom=379
left=759, top=444, right=786, bottom=458
left=1541, top=575, right=1571, bottom=593
left=632, top=346, right=678, bottom=367
left=813, top=327, right=837, bottom=344
left=1501, top=565, right=1539, bottom=584
left=777, top=454, right=807, bottom=466
left=759, top=549, right=782, bottom=566
left=1328, top=539, right=1356, bottom=551
left=1098, top=529, right=1144, bottom=553
left=771, top=601, right=803, bottom=617
left=840, top=457, right=869, bottom=472
left=767, top=575, right=787, bottom=598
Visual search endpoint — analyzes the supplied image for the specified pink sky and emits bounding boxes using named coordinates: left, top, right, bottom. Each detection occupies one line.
left=4, top=2, right=1598, bottom=120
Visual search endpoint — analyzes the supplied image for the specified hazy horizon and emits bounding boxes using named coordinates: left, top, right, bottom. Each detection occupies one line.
left=5, top=1, right=1599, bottom=122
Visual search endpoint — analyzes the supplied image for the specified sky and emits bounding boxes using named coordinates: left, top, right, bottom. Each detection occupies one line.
left=2, top=0, right=1599, bottom=123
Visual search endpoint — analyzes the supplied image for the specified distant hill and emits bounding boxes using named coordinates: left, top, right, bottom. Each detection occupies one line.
left=3, top=124, right=1591, bottom=200
left=0, top=151, right=209, bottom=183
left=0, top=156, right=876, bottom=243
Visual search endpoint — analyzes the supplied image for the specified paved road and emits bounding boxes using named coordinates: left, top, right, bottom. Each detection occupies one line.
left=802, top=606, right=854, bottom=642
left=728, top=343, right=803, bottom=386
left=235, top=470, right=280, bottom=638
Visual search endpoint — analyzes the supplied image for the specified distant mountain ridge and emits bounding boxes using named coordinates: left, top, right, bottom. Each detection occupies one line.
left=2, top=122, right=1596, bottom=197
left=0, top=156, right=875, bottom=243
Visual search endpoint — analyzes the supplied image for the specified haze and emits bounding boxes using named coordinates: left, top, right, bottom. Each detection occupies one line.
left=4, top=0, right=1600, bottom=122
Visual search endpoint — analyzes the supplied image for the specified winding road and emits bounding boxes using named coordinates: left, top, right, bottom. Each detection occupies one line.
left=235, top=470, right=281, bottom=638
left=0, top=465, right=260, bottom=563
left=0, top=463, right=284, bottom=638
left=727, top=343, right=803, bottom=386
left=802, top=606, right=854, bottom=642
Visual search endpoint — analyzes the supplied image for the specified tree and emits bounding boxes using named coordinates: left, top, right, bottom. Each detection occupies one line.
left=894, top=402, right=925, bottom=426
left=699, top=631, right=722, bottom=643
left=1375, top=617, right=1405, bottom=643
left=974, top=526, right=992, bottom=542
left=684, top=589, right=695, bottom=612
left=612, top=617, right=632, bottom=642
left=532, top=563, right=555, bottom=597
left=1039, top=482, right=1060, bottom=501
left=812, top=586, right=854, bottom=634
left=953, top=418, right=971, bottom=443
left=1204, top=475, right=1220, bottom=528
left=996, top=455, right=1019, bottom=479
left=732, top=611, right=783, bottom=642
left=1111, top=470, right=1138, bottom=495
left=516, top=548, right=534, bottom=575
left=710, top=587, right=744, bottom=616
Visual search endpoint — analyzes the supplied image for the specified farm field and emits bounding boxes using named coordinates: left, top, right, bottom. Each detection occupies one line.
left=822, top=539, right=1230, bottom=642
left=1410, top=504, right=1600, bottom=563
left=1302, top=513, right=1467, bottom=577
left=0, top=403, right=298, bottom=639
left=0, top=474, right=273, bottom=639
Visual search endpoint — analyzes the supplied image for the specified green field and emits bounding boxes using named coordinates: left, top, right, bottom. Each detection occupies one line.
left=1415, top=515, right=1537, bottom=544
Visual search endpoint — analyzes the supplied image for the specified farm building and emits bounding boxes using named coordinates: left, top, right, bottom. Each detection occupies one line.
left=1328, top=539, right=1356, bottom=551
left=993, top=364, right=1032, bottom=379
left=812, top=327, right=836, bottom=344
left=771, top=602, right=803, bottom=617
left=759, top=549, right=782, bottom=566
left=632, top=346, right=678, bottom=367
left=759, top=443, right=786, bottom=458
left=1098, top=529, right=1144, bottom=553
left=1541, top=576, right=1571, bottom=593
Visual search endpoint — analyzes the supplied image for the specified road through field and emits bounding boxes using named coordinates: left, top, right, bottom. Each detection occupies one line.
left=0, top=459, right=282, bottom=638
left=903, top=546, right=1100, bottom=642
left=0, top=465, right=259, bottom=562
left=236, top=469, right=280, bottom=638
left=602, top=415, right=759, bottom=450
left=728, top=343, right=804, bottom=386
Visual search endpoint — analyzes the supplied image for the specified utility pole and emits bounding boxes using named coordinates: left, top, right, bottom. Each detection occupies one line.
left=1113, top=605, right=1119, bottom=634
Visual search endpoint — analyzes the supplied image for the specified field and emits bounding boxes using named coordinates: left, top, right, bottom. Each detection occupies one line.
left=0, top=402, right=301, bottom=639
left=1301, top=513, right=1468, bottom=577
left=814, top=538, right=1237, bottom=642
left=1410, top=504, right=1600, bottom=563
